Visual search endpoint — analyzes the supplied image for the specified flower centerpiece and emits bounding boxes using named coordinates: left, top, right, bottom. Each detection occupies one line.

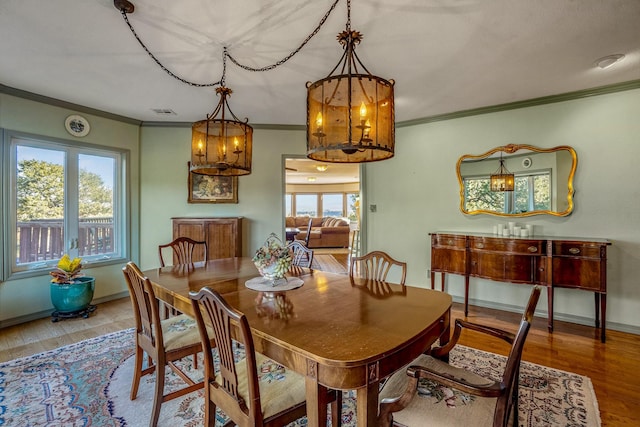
left=49, top=254, right=95, bottom=315
left=252, top=233, right=292, bottom=284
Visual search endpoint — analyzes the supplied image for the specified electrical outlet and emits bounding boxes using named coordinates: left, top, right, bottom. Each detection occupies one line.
left=369, top=204, right=377, bottom=212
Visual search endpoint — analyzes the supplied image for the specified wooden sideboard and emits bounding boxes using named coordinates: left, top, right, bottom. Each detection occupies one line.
left=430, top=232, right=611, bottom=342
left=172, top=217, right=242, bottom=261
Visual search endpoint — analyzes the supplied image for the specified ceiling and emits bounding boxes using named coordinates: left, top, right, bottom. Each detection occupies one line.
left=285, top=158, right=359, bottom=185
left=1, top=0, right=639, bottom=127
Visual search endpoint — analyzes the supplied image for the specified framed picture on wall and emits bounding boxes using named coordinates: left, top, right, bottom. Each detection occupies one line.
left=188, top=162, right=238, bottom=203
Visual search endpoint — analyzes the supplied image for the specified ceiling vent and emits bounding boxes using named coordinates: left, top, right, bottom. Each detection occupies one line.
left=151, top=108, right=177, bottom=116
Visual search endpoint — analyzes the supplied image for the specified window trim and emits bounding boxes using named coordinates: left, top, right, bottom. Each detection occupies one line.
left=2, top=129, right=130, bottom=281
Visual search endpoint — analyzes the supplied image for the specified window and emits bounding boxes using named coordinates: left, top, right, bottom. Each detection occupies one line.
left=322, top=193, right=343, bottom=217
left=5, top=132, right=127, bottom=278
left=284, top=194, right=292, bottom=217
left=347, top=192, right=360, bottom=223
left=464, top=171, right=551, bottom=214
left=295, top=194, right=318, bottom=217
left=287, top=192, right=357, bottom=219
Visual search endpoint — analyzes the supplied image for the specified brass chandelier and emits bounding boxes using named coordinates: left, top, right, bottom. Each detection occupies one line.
left=306, top=0, right=395, bottom=163
left=115, top=0, right=391, bottom=171
left=490, top=153, right=515, bottom=192
left=190, top=86, right=253, bottom=176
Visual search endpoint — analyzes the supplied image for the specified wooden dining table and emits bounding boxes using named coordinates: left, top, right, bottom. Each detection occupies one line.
left=143, top=257, right=452, bottom=427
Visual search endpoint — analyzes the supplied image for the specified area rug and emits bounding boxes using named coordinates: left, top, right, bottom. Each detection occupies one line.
left=0, top=329, right=600, bottom=426
left=311, top=254, right=348, bottom=275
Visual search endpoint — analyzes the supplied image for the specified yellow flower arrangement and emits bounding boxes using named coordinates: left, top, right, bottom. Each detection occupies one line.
left=50, top=254, right=84, bottom=284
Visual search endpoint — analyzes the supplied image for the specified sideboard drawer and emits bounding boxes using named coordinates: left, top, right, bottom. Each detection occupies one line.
left=552, top=242, right=603, bottom=259
left=432, top=234, right=466, bottom=249
left=469, top=237, right=545, bottom=255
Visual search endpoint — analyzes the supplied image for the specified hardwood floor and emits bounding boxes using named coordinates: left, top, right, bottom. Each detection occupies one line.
left=0, top=297, right=135, bottom=362
left=1, top=294, right=638, bottom=425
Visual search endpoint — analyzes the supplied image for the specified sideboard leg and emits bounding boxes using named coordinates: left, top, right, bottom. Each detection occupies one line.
left=464, top=276, right=470, bottom=317
left=547, top=286, right=554, bottom=332
left=594, top=292, right=601, bottom=328
left=600, top=293, right=607, bottom=343
left=430, top=271, right=436, bottom=290
left=440, top=272, right=445, bottom=292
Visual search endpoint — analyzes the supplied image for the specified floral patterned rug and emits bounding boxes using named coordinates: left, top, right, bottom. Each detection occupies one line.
left=0, top=329, right=600, bottom=426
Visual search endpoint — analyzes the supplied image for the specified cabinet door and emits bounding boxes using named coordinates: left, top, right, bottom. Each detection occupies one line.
left=552, top=242, right=606, bottom=291
left=172, top=221, right=206, bottom=263
left=206, top=219, right=241, bottom=260
left=431, top=234, right=466, bottom=275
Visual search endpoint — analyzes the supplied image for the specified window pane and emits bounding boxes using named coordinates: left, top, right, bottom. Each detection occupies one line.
left=347, top=193, right=360, bottom=223
left=322, top=194, right=343, bottom=217
left=463, top=177, right=505, bottom=212
left=285, top=194, right=292, bottom=217
left=533, top=174, right=551, bottom=210
left=16, top=146, right=66, bottom=265
left=295, top=194, right=317, bottom=216
left=78, top=154, right=116, bottom=257
left=514, top=176, right=530, bottom=213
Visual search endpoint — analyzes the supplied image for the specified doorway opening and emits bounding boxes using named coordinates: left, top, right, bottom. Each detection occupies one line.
left=283, top=157, right=361, bottom=266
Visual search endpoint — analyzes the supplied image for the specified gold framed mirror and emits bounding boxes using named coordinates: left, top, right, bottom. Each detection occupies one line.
left=457, top=144, right=577, bottom=217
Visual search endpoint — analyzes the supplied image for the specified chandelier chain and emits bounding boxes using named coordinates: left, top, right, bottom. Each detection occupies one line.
left=227, top=0, right=341, bottom=73
left=118, top=8, right=221, bottom=87
left=117, top=0, right=341, bottom=86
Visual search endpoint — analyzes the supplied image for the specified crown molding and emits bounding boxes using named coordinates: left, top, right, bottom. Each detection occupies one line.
left=4, top=80, right=639, bottom=129
left=0, top=84, right=141, bottom=125
left=396, top=79, right=640, bottom=128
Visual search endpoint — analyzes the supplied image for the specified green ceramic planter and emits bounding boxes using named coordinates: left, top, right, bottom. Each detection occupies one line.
left=50, top=277, right=95, bottom=313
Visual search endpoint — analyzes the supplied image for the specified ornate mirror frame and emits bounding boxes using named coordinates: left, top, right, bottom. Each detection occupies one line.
left=457, top=144, right=577, bottom=217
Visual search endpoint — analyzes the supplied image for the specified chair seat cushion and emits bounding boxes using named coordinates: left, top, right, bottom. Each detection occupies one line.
left=160, top=313, right=202, bottom=351
left=217, top=352, right=306, bottom=419
left=379, top=354, right=499, bottom=426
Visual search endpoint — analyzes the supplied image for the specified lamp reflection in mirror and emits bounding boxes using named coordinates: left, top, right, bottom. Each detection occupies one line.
left=490, top=154, right=515, bottom=192
left=191, top=86, right=252, bottom=176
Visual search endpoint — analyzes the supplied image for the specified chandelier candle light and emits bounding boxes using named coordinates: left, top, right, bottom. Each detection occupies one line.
left=190, top=86, right=253, bottom=176
left=306, top=0, right=395, bottom=163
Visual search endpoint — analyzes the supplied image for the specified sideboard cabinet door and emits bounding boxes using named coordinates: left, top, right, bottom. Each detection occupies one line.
left=431, top=234, right=467, bottom=275
left=172, top=217, right=242, bottom=261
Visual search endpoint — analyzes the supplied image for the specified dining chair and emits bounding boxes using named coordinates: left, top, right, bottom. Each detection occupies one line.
left=349, top=250, right=407, bottom=285
left=122, top=261, right=205, bottom=427
left=158, top=236, right=208, bottom=267
left=189, top=286, right=342, bottom=427
left=377, top=286, right=541, bottom=427
left=295, top=217, right=313, bottom=247
left=287, top=240, right=314, bottom=268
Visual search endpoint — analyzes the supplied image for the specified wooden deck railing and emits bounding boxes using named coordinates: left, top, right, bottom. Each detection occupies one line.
left=17, top=217, right=114, bottom=264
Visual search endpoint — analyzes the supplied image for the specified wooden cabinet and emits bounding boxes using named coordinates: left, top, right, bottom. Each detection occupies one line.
left=430, top=232, right=610, bottom=342
left=172, top=217, right=242, bottom=261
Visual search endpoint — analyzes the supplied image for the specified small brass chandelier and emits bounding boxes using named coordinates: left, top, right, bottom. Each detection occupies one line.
left=490, top=153, right=515, bottom=192
left=190, top=85, right=253, bottom=176
left=306, top=0, right=395, bottom=163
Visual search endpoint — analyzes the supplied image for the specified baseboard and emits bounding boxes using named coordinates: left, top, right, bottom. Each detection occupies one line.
left=0, top=291, right=130, bottom=329
left=455, top=295, right=640, bottom=336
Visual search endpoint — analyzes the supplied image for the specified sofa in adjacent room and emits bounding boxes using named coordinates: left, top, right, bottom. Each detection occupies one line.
left=285, top=216, right=350, bottom=248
